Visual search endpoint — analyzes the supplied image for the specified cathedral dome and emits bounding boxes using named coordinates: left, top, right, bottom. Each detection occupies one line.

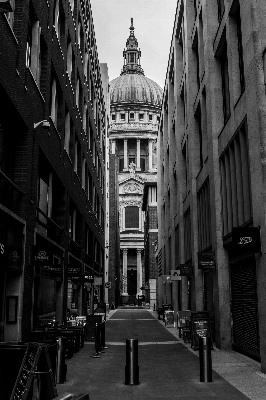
left=109, top=18, right=162, bottom=108
left=110, top=74, right=162, bottom=106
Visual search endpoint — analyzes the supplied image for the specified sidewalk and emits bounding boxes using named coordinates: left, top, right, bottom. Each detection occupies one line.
left=56, top=309, right=266, bottom=400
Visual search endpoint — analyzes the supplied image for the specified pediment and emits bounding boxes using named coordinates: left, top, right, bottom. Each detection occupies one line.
left=119, top=178, right=143, bottom=195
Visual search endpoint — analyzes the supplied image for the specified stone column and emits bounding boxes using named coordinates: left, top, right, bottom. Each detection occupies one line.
left=137, top=249, right=142, bottom=295
left=122, top=249, right=128, bottom=295
left=148, top=139, right=153, bottom=171
left=124, top=139, right=128, bottom=170
left=136, top=139, right=141, bottom=170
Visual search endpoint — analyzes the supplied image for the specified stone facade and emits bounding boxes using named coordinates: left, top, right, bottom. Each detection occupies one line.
left=157, top=0, right=266, bottom=371
left=109, top=19, right=162, bottom=306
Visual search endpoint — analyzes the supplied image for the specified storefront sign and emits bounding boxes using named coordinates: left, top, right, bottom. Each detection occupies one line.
left=179, top=263, right=193, bottom=276
left=170, top=270, right=181, bottom=281
left=198, top=252, right=215, bottom=269
left=41, top=264, right=62, bottom=278
left=6, top=246, right=22, bottom=270
left=232, top=227, right=261, bottom=253
left=32, top=246, right=53, bottom=265
left=94, top=276, right=102, bottom=285
left=0, top=241, right=4, bottom=258
left=84, top=272, right=94, bottom=283
left=67, top=265, right=81, bottom=277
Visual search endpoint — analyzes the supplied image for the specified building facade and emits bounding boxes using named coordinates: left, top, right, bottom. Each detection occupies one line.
left=157, top=0, right=266, bottom=371
left=142, top=182, right=158, bottom=310
left=109, top=19, right=162, bottom=306
left=0, top=0, right=107, bottom=342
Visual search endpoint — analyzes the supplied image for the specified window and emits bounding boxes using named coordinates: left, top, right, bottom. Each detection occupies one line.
left=184, top=207, right=192, bottom=261
left=149, top=114, right=153, bottom=121
left=220, top=120, right=252, bottom=236
left=139, top=113, right=144, bottom=120
left=50, top=77, right=62, bottom=131
left=140, top=157, right=146, bottom=172
left=67, top=40, right=73, bottom=79
left=220, top=42, right=231, bottom=122
left=64, top=111, right=70, bottom=154
left=69, top=205, right=76, bottom=241
left=26, top=7, right=42, bottom=87
left=197, top=178, right=212, bottom=251
left=217, top=0, right=225, bottom=21
left=75, top=78, right=80, bottom=108
left=54, top=0, right=65, bottom=44
left=6, top=0, right=15, bottom=28
left=231, top=2, right=245, bottom=95
left=112, top=114, right=116, bottom=121
left=120, top=113, right=125, bottom=121
left=119, top=157, right=124, bottom=172
left=129, top=112, right=134, bottom=120
left=125, top=206, right=139, bottom=229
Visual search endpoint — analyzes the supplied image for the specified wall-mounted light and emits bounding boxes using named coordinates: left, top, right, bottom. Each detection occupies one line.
left=0, top=1, right=13, bottom=13
left=34, top=120, right=50, bottom=130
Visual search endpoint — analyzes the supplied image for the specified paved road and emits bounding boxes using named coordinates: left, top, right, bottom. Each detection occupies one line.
left=57, top=309, right=249, bottom=399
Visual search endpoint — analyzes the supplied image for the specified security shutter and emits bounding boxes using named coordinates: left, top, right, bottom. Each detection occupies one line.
left=231, top=257, right=260, bottom=359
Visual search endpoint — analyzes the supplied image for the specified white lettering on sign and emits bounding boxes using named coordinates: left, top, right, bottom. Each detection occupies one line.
left=238, top=237, right=252, bottom=245
left=0, top=243, right=4, bottom=255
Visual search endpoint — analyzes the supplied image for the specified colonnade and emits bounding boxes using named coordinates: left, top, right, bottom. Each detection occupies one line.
left=122, top=138, right=154, bottom=171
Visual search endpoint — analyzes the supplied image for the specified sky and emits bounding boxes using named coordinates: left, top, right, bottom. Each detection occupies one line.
left=90, top=0, right=177, bottom=89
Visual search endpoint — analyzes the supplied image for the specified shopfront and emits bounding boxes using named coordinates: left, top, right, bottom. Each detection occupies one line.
left=32, top=236, right=64, bottom=327
left=0, top=209, right=25, bottom=342
left=230, top=256, right=260, bottom=359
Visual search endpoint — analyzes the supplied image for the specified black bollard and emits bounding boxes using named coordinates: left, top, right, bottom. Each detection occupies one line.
left=91, top=323, right=101, bottom=358
left=125, top=339, right=139, bottom=385
left=56, top=337, right=67, bottom=383
left=101, top=321, right=108, bottom=350
left=199, top=336, right=212, bottom=382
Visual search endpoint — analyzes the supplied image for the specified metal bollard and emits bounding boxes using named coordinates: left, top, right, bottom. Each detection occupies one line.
left=125, top=338, right=139, bottom=385
left=101, top=321, right=108, bottom=350
left=91, top=323, right=101, bottom=358
left=199, top=336, right=212, bottom=382
left=57, top=337, right=67, bottom=384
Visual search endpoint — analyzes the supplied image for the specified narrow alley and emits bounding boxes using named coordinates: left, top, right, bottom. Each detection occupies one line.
left=56, top=308, right=265, bottom=400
